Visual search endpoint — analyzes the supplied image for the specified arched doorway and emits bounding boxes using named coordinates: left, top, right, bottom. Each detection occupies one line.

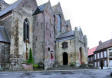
left=79, top=47, right=83, bottom=64
left=63, top=52, right=68, bottom=65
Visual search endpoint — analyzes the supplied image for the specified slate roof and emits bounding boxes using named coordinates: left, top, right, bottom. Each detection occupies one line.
left=95, top=39, right=112, bottom=51
left=56, top=31, right=74, bottom=39
left=0, top=26, right=10, bottom=43
left=0, top=0, right=22, bottom=17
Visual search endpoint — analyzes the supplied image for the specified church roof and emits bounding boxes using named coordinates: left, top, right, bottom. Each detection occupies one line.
left=56, top=31, right=74, bottom=39
left=0, top=0, right=22, bottom=17
left=0, top=26, right=10, bottom=43
left=95, top=39, right=112, bottom=52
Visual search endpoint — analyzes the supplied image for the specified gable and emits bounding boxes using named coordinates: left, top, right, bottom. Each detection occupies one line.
left=52, top=2, right=63, bottom=14
left=33, top=1, right=54, bottom=16
left=15, top=0, right=37, bottom=15
left=0, top=0, right=37, bottom=17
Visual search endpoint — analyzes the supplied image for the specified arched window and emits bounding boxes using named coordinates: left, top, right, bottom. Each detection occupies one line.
left=56, top=14, right=61, bottom=32
left=62, top=42, right=68, bottom=49
left=23, top=18, right=29, bottom=41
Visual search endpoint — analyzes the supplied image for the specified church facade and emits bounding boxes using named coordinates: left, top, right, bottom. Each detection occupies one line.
left=0, top=0, right=88, bottom=70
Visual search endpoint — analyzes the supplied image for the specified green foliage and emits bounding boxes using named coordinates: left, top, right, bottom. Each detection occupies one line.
left=70, top=62, right=76, bottom=67
left=27, top=48, right=34, bottom=64
left=38, top=62, right=44, bottom=69
left=33, top=64, right=38, bottom=68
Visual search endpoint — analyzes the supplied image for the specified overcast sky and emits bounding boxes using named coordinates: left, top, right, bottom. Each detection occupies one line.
left=4, top=0, right=112, bottom=48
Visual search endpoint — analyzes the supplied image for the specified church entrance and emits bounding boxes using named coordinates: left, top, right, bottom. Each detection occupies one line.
left=63, top=52, right=68, bottom=65
left=79, top=47, right=83, bottom=64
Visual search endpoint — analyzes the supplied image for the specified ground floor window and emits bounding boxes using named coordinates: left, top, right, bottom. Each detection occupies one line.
left=104, top=60, right=107, bottom=67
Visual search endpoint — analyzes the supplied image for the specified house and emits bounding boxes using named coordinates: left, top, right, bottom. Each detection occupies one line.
left=94, top=40, right=112, bottom=68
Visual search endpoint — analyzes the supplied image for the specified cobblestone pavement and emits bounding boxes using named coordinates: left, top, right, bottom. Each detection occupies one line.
left=0, top=69, right=111, bottom=78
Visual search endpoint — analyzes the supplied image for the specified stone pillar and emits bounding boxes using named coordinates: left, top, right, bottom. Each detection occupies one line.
left=74, top=27, right=80, bottom=66
left=82, top=47, right=88, bottom=64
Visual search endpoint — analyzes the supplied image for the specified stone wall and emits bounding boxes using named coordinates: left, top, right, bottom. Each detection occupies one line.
left=33, top=13, right=45, bottom=64
left=56, top=39, right=75, bottom=65
left=44, top=4, right=55, bottom=69
left=33, top=2, right=55, bottom=69
left=0, top=42, right=10, bottom=70
left=9, top=0, right=37, bottom=70
left=56, top=27, right=88, bottom=67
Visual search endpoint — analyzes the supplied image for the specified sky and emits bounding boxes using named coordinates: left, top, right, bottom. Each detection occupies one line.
left=4, top=0, right=112, bottom=48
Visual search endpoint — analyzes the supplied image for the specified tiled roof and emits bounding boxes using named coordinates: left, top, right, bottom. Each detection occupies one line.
left=0, top=26, right=10, bottom=43
left=0, top=0, right=22, bottom=17
left=95, top=39, right=112, bottom=51
left=88, top=47, right=97, bottom=56
left=56, top=31, right=74, bottom=39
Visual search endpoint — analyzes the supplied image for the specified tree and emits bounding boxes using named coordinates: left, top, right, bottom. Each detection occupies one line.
left=27, top=48, right=33, bottom=64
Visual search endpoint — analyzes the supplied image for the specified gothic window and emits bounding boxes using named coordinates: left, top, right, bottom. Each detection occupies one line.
left=23, top=18, right=29, bottom=42
left=56, top=14, right=61, bottom=32
left=62, top=42, right=68, bottom=49
left=0, top=5, right=1, bottom=11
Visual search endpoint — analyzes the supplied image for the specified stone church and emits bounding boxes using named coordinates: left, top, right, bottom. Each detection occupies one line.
left=0, top=0, right=88, bottom=70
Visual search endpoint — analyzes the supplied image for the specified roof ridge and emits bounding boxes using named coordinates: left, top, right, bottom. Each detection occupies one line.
left=0, top=0, right=22, bottom=17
